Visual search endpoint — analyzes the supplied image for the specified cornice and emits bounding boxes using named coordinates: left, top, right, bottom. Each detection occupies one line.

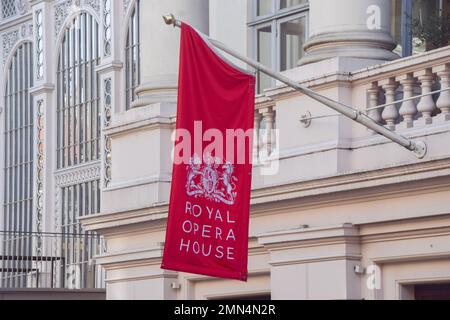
left=360, top=225, right=450, bottom=244
left=81, top=157, right=450, bottom=233
left=80, top=204, right=169, bottom=233
left=95, top=60, right=123, bottom=74
left=29, top=83, right=55, bottom=95
left=183, top=268, right=270, bottom=283
left=104, top=116, right=174, bottom=138
left=250, top=156, right=450, bottom=212
left=96, top=245, right=165, bottom=269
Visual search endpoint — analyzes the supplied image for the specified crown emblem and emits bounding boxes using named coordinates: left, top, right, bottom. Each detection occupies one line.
left=185, top=153, right=238, bottom=205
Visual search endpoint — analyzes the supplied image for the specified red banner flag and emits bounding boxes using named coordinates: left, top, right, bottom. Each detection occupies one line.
left=161, top=23, right=255, bottom=281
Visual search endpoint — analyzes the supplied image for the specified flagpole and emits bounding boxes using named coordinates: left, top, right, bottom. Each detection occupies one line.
left=163, top=14, right=427, bottom=159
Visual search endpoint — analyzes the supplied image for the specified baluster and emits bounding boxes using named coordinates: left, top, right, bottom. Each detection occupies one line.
left=380, top=78, right=399, bottom=130
left=367, top=82, right=382, bottom=127
left=397, top=73, right=418, bottom=129
left=435, top=64, right=450, bottom=122
left=253, top=110, right=262, bottom=162
left=415, top=68, right=436, bottom=125
left=262, top=108, right=275, bottom=156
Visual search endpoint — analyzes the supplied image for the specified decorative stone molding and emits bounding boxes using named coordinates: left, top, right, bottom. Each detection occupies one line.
left=104, top=78, right=112, bottom=187
left=55, top=162, right=101, bottom=187
left=85, top=0, right=100, bottom=14
left=2, top=22, right=33, bottom=63
left=54, top=0, right=73, bottom=36
left=2, top=29, right=19, bottom=62
left=103, top=0, right=112, bottom=57
left=104, top=78, right=112, bottom=127
left=17, top=0, right=30, bottom=15
left=123, top=0, right=131, bottom=16
left=34, top=99, right=45, bottom=255
left=35, top=9, right=44, bottom=80
left=36, top=100, right=45, bottom=236
left=54, top=0, right=100, bottom=36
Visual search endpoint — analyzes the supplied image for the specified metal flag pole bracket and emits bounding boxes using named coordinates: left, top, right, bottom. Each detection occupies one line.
left=163, top=14, right=427, bottom=159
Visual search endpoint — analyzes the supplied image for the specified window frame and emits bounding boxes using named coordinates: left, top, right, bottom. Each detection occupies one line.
left=124, top=0, right=141, bottom=111
left=276, top=12, right=309, bottom=72
left=398, top=0, right=448, bottom=57
left=249, top=0, right=310, bottom=93
left=56, top=12, right=101, bottom=169
left=2, top=41, right=34, bottom=235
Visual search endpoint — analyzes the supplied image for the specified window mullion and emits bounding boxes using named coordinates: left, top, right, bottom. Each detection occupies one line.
left=127, top=10, right=133, bottom=109
left=86, top=14, right=92, bottom=163
left=71, top=24, right=76, bottom=167
left=401, top=0, right=413, bottom=57
left=65, top=28, right=70, bottom=168
left=94, top=19, right=100, bottom=160
left=77, top=18, right=82, bottom=166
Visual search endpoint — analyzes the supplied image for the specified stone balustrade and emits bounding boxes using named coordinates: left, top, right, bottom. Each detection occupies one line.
left=254, top=98, right=277, bottom=162
left=365, top=61, right=450, bottom=132
left=252, top=47, right=450, bottom=171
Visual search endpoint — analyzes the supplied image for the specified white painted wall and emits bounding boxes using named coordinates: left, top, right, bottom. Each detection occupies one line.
left=209, top=0, right=248, bottom=69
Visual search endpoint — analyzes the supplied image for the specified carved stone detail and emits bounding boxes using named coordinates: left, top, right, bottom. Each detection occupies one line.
left=17, top=0, right=30, bottom=15
left=55, top=162, right=101, bottom=187
left=54, top=0, right=74, bottom=36
left=1, top=22, right=33, bottom=64
left=2, top=29, right=19, bottom=63
left=54, top=0, right=101, bottom=36
left=123, top=0, right=131, bottom=16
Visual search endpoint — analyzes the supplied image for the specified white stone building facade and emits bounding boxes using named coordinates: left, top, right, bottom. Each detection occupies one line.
left=1, top=0, right=450, bottom=299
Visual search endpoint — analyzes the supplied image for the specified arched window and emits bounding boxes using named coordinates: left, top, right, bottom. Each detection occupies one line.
left=2, top=42, right=33, bottom=288
left=3, top=42, right=34, bottom=234
left=125, top=0, right=140, bottom=110
left=56, top=13, right=102, bottom=288
left=57, top=12, right=101, bottom=169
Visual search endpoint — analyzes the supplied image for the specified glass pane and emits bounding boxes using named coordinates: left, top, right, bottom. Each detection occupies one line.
left=125, top=0, right=141, bottom=110
left=280, top=17, right=306, bottom=71
left=391, top=0, right=403, bottom=56
left=257, top=0, right=273, bottom=16
left=57, top=13, right=100, bottom=168
left=2, top=0, right=16, bottom=18
left=257, top=25, right=273, bottom=93
left=411, top=0, right=446, bottom=53
left=3, top=42, right=34, bottom=238
left=280, top=0, right=307, bottom=9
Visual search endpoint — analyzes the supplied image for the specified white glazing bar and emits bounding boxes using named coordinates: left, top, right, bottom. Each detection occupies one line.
left=65, top=28, right=70, bottom=168
left=94, top=20, right=100, bottom=160
left=71, top=23, right=76, bottom=167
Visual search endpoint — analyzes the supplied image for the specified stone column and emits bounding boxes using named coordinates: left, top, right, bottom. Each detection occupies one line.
left=300, top=0, right=398, bottom=65
left=133, top=0, right=209, bottom=106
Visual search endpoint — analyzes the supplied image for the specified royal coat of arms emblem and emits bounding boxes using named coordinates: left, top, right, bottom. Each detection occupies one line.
left=186, top=153, right=238, bottom=205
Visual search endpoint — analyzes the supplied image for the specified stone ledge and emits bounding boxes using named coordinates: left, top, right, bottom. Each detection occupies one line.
left=82, top=156, right=450, bottom=233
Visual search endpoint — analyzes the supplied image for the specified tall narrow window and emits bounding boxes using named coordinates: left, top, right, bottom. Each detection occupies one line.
left=2, top=42, right=34, bottom=288
left=125, top=0, right=141, bottom=110
left=3, top=42, right=34, bottom=234
left=56, top=13, right=102, bottom=289
left=250, top=0, right=309, bottom=93
left=57, top=13, right=100, bottom=169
